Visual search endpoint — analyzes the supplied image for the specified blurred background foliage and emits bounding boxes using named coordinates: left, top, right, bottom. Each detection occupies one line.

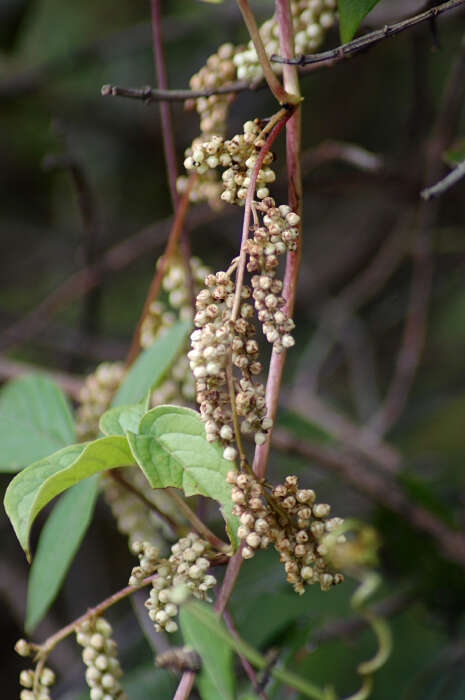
left=1, top=0, right=465, bottom=698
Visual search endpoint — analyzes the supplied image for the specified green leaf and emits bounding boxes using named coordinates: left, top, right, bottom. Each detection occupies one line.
left=112, top=320, right=191, bottom=406
left=25, top=475, right=99, bottom=633
left=337, top=0, right=382, bottom=43
left=100, top=403, right=146, bottom=436
left=127, top=405, right=239, bottom=547
left=179, top=604, right=235, bottom=700
left=444, top=137, right=465, bottom=166
left=0, top=375, right=75, bottom=472
left=4, top=435, right=134, bottom=559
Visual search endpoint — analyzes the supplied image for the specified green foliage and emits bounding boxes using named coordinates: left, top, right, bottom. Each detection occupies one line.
left=0, top=375, right=75, bottom=472
left=126, top=405, right=239, bottom=547
left=337, top=0, right=382, bottom=42
left=25, top=476, right=99, bottom=633
left=180, top=604, right=235, bottom=700
left=111, top=320, right=191, bottom=406
left=4, top=436, right=133, bottom=559
left=99, top=402, right=146, bottom=436
left=444, top=137, right=465, bottom=165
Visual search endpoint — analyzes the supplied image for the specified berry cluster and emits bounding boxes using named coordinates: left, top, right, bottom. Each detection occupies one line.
left=179, top=1, right=338, bottom=208
left=247, top=197, right=299, bottom=353
left=188, top=197, right=299, bottom=458
left=181, top=119, right=276, bottom=206
left=186, top=42, right=242, bottom=137
left=75, top=617, right=126, bottom=700
left=142, top=533, right=217, bottom=634
left=227, top=471, right=344, bottom=594
left=75, top=362, right=126, bottom=441
left=188, top=268, right=270, bottom=461
left=233, top=0, right=337, bottom=83
left=17, top=665, right=55, bottom=700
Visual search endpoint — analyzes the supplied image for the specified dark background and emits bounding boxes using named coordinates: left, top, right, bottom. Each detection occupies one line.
left=1, top=1, right=465, bottom=698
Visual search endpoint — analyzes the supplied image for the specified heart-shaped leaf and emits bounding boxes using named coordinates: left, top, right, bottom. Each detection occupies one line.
left=100, top=403, right=146, bottom=436
left=338, top=0, right=382, bottom=43
left=0, top=375, right=75, bottom=472
left=25, top=475, right=99, bottom=632
left=4, top=435, right=134, bottom=559
left=127, top=405, right=239, bottom=547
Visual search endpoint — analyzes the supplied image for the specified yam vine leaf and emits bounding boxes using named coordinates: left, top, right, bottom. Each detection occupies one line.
left=25, top=476, right=99, bottom=633
left=0, top=375, right=75, bottom=472
left=4, top=436, right=134, bottom=560
left=337, top=0, right=383, bottom=42
left=126, top=405, right=239, bottom=547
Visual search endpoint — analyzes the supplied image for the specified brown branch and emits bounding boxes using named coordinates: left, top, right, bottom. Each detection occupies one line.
left=272, top=429, right=465, bottom=569
left=101, top=80, right=255, bottom=102
left=0, top=356, right=84, bottom=399
left=421, top=156, right=465, bottom=199
left=108, top=470, right=180, bottom=532
left=271, top=0, right=465, bottom=69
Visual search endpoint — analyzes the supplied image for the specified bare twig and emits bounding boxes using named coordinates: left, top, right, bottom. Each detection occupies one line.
left=421, top=157, right=465, bottom=199
left=300, top=140, right=384, bottom=174
left=272, top=429, right=465, bottom=569
left=101, top=80, right=255, bottom=103
left=165, top=487, right=229, bottom=552
left=271, top=0, right=465, bottom=68
left=236, top=0, right=292, bottom=105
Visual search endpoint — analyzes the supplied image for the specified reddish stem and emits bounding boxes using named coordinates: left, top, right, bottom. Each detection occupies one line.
left=125, top=174, right=195, bottom=366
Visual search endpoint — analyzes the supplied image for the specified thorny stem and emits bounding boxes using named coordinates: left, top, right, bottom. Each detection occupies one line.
left=253, top=0, right=302, bottom=481
left=125, top=172, right=196, bottom=366
left=150, top=0, right=195, bottom=309
left=165, top=487, right=229, bottom=552
left=236, top=0, right=298, bottom=105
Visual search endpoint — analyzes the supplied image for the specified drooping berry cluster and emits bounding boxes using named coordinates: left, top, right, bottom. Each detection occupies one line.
left=75, top=617, right=126, bottom=700
left=227, top=470, right=345, bottom=594
left=188, top=269, right=271, bottom=461
left=233, top=0, right=337, bottom=83
left=140, top=533, right=217, bottom=634
left=15, top=645, right=55, bottom=700
left=75, top=362, right=126, bottom=441
left=188, top=197, right=299, bottom=458
left=186, top=42, right=242, bottom=137
left=179, top=1, right=338, bottom=207
left=181, top=119, right=276, bottom=206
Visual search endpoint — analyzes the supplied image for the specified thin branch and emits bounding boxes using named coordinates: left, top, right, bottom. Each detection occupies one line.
left=272, top=429, right=465, bottom=569
left=165, top=487, right=229, bottom=552
left=271, top=0, right=465, bottom=68
left=173, top=672, right=196, bottom=700
left=0, top=356, right=84, bottom=399
left=421, top=157, right=465, bottom=199
left=253, top=0, right=302, bottom=481
left=236, top=0, right=293, bottom=105
left=125, top=173, right=195, bottom=366
left=101, top=80, right=254, bottom=102
left=108, top=470, right=180, bottom=532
